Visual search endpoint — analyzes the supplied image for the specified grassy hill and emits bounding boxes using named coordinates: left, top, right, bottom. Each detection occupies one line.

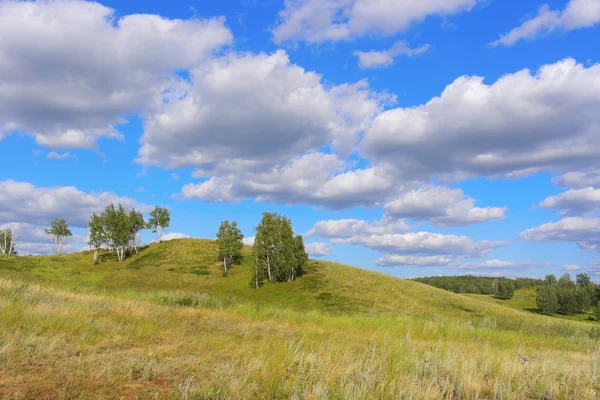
left=1, top=239, right=599, bottom=399
left=470, top=288, right=599, bottom=324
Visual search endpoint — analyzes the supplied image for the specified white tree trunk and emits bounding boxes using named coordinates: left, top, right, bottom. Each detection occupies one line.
left=93, top=248, right=98, bottom=263
left=223, top=257, right=227, bottom=272
left=266, top=256, right=271, bottom=282
left=8, top=230, right=13, bottom=254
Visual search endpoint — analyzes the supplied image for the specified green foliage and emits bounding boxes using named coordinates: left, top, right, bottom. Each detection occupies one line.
left=537, top=273, right=594, bottom=316
left=536, top=286, right=558, bottom=315
left=413, top=275, right=537, bottom=296
left=216, top=220, right=244, bottom=273
left=595, top=300, right=600, bottom=321
left=495, top=279, right=515, bottom=300
left=44, top=218, right=72, bottom=254
left=147, top=206, right=170, bottom=241
left=251, top=212, right=307, bottom=288
left=92, top=203, right=146, bottom=262
left=544, top=274, right=558, bottom=286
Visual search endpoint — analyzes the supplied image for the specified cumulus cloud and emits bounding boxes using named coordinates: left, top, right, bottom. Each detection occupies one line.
left=305, top=242, right=331, bottom=257
left=354, top=41, right=430, bottom=69
left=2, top=222, right=84, bottom=255
left=137, top=51, right=384, bottom=171
left=332, top=232, right=506, bottom=257
left=455, top=259, right=549, bottom=270
left=554, top=170, right=600, bottom=189
left=539, top=187, right=600, bottom=215
left=521, top=217, right=600, bottom=252
left=562, top=264, right=583, bottom=271
left=384, top=185, right=506, bottom=227
left=306, top=218, right=410, bottom=238
left=0, top=180, right=150, bottom=228
left=242, top=236, right=255, bottom=246
left=181, top=153, right=397, bottom=209
left=0, top=0, right=232, bottom=149
left=155, top=232, right=190, bottom=242
left=492, top=0, right=600, bottom=47
left=375, top=254, right=453, bottom=267
left=273, top=0, right=479, bottom=44
left=362, top=59, right=600, bottom=182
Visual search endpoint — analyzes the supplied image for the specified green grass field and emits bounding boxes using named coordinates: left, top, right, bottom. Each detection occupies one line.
left=469, top=287, right=599, bottom=324
left=1, top=239, right=600, bottom=399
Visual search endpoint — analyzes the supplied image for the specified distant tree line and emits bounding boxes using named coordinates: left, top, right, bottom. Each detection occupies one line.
left=536, top=273, right=598, bottom=316
left=412, top=275, right=544, bottom=300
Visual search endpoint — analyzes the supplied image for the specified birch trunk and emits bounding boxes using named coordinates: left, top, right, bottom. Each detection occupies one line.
left=266, top=256, right=271, bottom=282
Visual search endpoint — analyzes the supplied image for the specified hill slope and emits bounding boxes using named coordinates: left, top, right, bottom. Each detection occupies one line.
left=1, top=239, right=598, bottom=399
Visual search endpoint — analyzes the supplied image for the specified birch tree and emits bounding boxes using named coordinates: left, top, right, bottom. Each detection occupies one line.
left=101, top=203, right=130, bottom=262
left=127, top=209, right=145, bottom=255
left=0, top=227, right=15, bottom=255
left=45, top=218, right=72, bottom=254
left=88, top=213, right=104, bottom=263
left=216, top=220, right=244, bottom=274
left=251, top=212, right=307, bottom=288
left=147, top=206, right=170, bottom=242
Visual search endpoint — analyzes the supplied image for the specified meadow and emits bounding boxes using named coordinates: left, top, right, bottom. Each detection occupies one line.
left=1, top=239, right=599, bottom=399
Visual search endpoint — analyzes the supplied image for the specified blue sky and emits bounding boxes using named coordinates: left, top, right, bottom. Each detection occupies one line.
left=1, top=0, right=600, bottom=279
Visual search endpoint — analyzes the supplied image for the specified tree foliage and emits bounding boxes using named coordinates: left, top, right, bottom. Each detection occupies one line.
left=412, top=275, right=538, bottom=297
left=536, top=286, right=558, bottom=315
left=495, top=279, right=515, bottom=300
left=0, top=227, right=16, bottom=255
left=147, top=206, right=170, bottom=242
left=45, top=218, right=72, bottom=254
left=88, top=203, right=146, bottom=262
left=536, top=273, right=596, bottom=316
left=216, top=220, right=244, bottom=274
left=251, top=212, right=307, bottom=288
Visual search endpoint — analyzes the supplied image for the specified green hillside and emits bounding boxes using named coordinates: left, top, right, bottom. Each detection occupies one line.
left=1, top=239, right=599, bottom=399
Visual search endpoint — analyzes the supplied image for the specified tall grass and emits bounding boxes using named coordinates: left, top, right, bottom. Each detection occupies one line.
left=1, top=241, right=599, bottom=398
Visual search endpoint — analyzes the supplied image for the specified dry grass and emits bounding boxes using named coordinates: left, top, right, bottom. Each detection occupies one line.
left=1, top=240, right=599, bottom=399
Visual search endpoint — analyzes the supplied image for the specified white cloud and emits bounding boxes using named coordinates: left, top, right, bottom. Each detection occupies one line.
left=273, top=0, right=479, bottom=44
left=492, top=0, right=600, bottom=47
left=562, top=264, right=583, bottom=271
left=363, top=59, right=600, bottom=182
left=47, top=151, right=76, bottom=162
left=521, top=217, right=600, bottom=252
left=171, top=173, right=179, bottom=180
left=305, top=242, right=331, bottom=257
left=242, top=236, right=255, bottom=246
left=306, top=218, right=410, bottom=238
left=137, top=51, right=385, bottom=172
left=383, top=185, right=506, bottom=227
left=332, top=231, right=506, bottom=257
left=155, top=232, right=190, bottom=242
left=0, top=0, right=232, bottom=149
left=554, top=170, right=600, bottom=189
left=455, top=259, right=548, bottom=270
left=2, top=222, right=84, bottom=255
left=181, top=153, right=397, bottom=209
left=354, top=41, right=430, bottom=69
left=375, top=254, right=453, bottom=267
left=539, top=187, right=600, bottom=215
left=0, top=180, right=150, bottom=228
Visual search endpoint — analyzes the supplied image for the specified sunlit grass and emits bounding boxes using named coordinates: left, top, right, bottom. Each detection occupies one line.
left=1, top=239, right=599, bottom=399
